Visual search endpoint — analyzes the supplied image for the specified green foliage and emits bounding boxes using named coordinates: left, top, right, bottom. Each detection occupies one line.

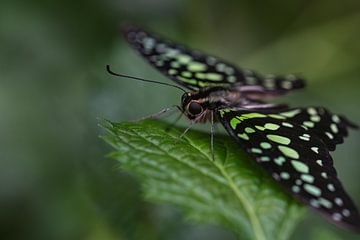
left=101, top=120, right=305, bottom=240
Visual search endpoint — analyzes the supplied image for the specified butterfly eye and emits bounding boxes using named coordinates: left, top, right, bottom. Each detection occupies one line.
left=188, top=102, right=203, bottom=116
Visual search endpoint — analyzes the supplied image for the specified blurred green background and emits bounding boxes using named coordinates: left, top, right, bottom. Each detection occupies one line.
left=1, top=0, right=360, bottom=239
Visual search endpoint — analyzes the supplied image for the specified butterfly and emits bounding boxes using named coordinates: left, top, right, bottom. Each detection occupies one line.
left=114, top=25, right=360, bottom=231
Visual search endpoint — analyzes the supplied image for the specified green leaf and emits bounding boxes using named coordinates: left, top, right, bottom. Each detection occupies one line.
left=101, top=120, right=305, bottom=240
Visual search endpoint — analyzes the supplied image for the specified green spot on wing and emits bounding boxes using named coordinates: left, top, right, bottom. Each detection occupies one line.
left=245, top=127, right=255, bottom=133
left=300, top=174, right=314, bottom=183
left=181, top=71, right=192, bottom=77
left=291, top=160, right=309, bottom=173
left=251, top=148, right=263, bottom=154
left=327, top=184, right=335, bottom=191
left=310, top=115, right=320, bottom=122
left=311, top=147, right=319, bottom=154
left=282, top=122, right=294, bottom=128
left=178, top=76, right=197, bottom=85
left=238, top=133, right=249, bottom=140
left=164, top=48, right=179, bottom=57
left=332, top=115, right=340, bottom=123
left=304, top=184, right=321, bottom=197
left=292, top=186, right=300, bottom=193
left=255, top=125, right=266, bottom=131
left=267, top=135, right=291, bottom=145
left=264, top=123, right=280, bottom=130
left=206, top=73, right=223, bottom=81
left=171, top=61, right=181, bottom=68
left=260, top=156, right=270, bottom=162
left=177, top=54, right=192, bottom=64
left=316, top=160, right=323, bottom=166
left=281, top=109, right=301, bottom=117
left=319, top=198, right=333, bottom=208
left=188, top=62, right=206, bottom=72
left=230, top=118, right=241, bottom=130
left=260, top=142, right=272, bottom=149
left=330, top=124, right=339, bottom=133
left=168, top=69, right=177, bottom=75
left=268, top=114, right=286, bottom=119
left=307, top=108, right=317, bottom=115
left=278, top=146, right=299, bottom=159
left=303, top=121, right=315, bottom=128
left=195, top=72, right=206, bottom=79
left=280, top=172, right=290, bottom=180
left=239, top=113, right=267, bottom=121
left=325, top=132, right=334, bottom=139
left=274, top=156, right=286, bottom=166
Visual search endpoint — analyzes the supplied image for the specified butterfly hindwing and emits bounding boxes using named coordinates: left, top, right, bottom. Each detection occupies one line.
left=122, top=25, right=305, bottom=93
left=217, top=108, right=360, bottom=229
left=274, top=107, right=358, bottom=151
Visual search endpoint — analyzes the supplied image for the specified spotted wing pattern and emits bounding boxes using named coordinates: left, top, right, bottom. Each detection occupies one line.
left=123, top=25, right=305, bottom=92
left=217, top=108, right=360, bottom=229
left=273, top=107, right=358, bottom=151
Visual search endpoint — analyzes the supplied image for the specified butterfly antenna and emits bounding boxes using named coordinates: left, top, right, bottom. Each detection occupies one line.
left=106, top=65, right=187, bottom=93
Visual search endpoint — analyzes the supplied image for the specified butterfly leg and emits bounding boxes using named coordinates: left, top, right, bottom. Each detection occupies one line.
left=173, top=121, right=195, bottom=144
left=210, top=111, right=215, bottom=161
left=165, top=110, right=183, bottom=132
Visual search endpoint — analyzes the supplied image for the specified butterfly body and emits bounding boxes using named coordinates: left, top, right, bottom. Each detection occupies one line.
left=181, top=87, right=284, bottom=123
left=181, top=86, right=240, bottom=122
left=118, top=25, right=360, bottom=230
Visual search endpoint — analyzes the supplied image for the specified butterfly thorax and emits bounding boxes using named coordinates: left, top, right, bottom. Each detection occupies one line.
left=181, top=85, right=287, bottom=123
left=181, top=86, right=248, bottom=123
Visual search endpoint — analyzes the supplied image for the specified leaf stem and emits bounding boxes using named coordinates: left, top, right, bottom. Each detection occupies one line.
left=216, top=164, right=266, bottom=240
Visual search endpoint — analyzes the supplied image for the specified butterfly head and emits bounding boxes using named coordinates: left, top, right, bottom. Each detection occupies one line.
left=181, top=92, right=208, bottom=121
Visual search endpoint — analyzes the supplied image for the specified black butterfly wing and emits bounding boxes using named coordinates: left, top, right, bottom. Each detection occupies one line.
left=122, top=25, right=305, bottom=93
left=275, top=107, right=358, bottom=151
left=217, top=108, right=360, bottom=230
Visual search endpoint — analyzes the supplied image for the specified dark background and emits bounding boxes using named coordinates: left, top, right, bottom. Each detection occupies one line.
left=1, top=0, right=360, bottom=239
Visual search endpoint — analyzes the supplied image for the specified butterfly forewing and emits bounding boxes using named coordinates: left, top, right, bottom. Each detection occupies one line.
left=122, top=25, right=305, bottom=93
left=217, top=108, right=360, bottom=229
